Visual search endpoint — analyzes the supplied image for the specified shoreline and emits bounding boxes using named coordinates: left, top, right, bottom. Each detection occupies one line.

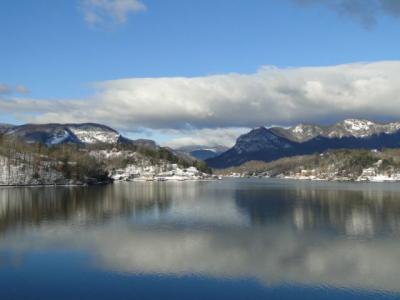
left=222, top=176, right=400, bottom=183
left=3, top=176, right=400, bottom=188
left=0, top=181, right=112, bottom=188
left=0, top=178, right=219, bottom=188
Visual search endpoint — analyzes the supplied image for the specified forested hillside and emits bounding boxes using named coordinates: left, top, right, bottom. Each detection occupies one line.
left=0, top=134, right=210, bottom=186
left=217, top=149, right=400, bottom=182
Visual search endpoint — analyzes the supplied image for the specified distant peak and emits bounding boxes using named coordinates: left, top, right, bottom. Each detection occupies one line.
left=292, top=124, right=306, bottom=133
left=341, top=118, right=374, bottom=125
left=252, top=126, right=268, bottom=131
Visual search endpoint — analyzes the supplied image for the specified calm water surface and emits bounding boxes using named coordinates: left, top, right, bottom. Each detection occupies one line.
left=1, top=178, right=400, bottom=299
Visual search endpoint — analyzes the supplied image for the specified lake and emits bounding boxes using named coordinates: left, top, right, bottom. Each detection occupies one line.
left=1, top=178, right=400, bottom=299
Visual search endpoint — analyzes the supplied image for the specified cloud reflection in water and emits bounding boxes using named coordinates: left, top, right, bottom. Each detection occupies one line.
left=1, top=179, right=400, bottom=293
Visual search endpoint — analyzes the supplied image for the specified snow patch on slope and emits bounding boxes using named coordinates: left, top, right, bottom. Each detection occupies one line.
left=48, top=129, right=72, bottom=145
left=69, top=127, right=120, bottom=144
left=288, top=124, right=324, bottom=142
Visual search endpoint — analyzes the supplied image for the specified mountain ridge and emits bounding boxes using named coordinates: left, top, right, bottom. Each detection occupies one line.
left=207, top=119, right=400, bottom=168
left=270, top=119, right=400, bottom=142
left=0, top=123, right=156, bottom=148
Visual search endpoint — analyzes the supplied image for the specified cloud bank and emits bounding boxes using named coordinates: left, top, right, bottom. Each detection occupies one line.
left=162, top=127, right=250, bottom=148
left=2, top=61, right=400, bottom=145
left=81, top=0, right=146, bottom=26
left=0, top=84, right=30, bottom=95
left=294, top=0, right=400, bottom=28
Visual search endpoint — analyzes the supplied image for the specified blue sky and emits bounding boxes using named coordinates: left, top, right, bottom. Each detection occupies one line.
left=1, top=0, right=400, bottom=146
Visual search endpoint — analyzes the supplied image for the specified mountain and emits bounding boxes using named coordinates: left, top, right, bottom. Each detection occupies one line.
left=175, top=145, right=229, bottom=161
left=206, top=119, right=400, bottom=168
left=270, top=119, right=400, bottom=142
left=0, top=123, right=157, bottom=147
left=206, top=127, right=297, bottom=168
left=2, top=123, right=120, bottom=146
left=0, top=123, right=212, bottom=186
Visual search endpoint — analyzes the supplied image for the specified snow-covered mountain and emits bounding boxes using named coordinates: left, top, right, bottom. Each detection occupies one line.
left=207, top=119, right=400, bottom=168
left=270, top=119, right=400, bottom=142
left=207, top=127, right=297, bottom=168
left=2, top=123, right=129, bottom=146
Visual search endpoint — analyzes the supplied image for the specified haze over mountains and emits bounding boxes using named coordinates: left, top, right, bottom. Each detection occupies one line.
left=207, top=119, right=400, bottom=168
left=175, top=145, right=229, bottom=160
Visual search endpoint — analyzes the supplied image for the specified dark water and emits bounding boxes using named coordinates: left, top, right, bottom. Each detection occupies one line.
left=1, top=179, right=400, bottom=299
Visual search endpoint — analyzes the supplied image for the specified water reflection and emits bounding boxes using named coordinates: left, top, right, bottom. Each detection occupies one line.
left=0, top=183, right=173, bottom=232
left=235, top=181, right=400, bottom=236
left=1, top=179, right=400, bottom=294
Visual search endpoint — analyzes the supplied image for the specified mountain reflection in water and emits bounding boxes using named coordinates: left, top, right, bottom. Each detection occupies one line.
left=1, top=179, right=400, bottom=298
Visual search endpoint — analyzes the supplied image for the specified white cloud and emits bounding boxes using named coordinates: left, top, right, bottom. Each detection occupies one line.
left=81, top=0, right=146, bottom=26
left=3, top=61, right=400, bottom=146
left=162, top=127, right=250, bottom=148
